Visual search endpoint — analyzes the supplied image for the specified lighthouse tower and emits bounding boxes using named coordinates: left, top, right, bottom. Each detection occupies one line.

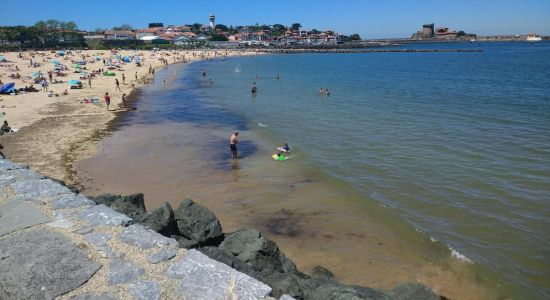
left=209, top=14, right=215, bottom=30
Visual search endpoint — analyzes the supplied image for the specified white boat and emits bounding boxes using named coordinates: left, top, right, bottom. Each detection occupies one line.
left=526, top=34, right=542, bottom=42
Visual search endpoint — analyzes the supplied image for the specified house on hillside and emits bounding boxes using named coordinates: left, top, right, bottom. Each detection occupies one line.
left=104, top=31, right=136, bottom=40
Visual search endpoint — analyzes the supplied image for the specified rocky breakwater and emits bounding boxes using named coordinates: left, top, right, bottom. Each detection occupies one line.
left=92, top=194, right=446, bottom=300
left=0, top=158, right=271, bottom=300
left=0, top=157, right=443, bottom=299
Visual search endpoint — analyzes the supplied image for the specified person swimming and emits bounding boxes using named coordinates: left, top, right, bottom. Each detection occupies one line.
left=251, top=82, right=257, bottom=94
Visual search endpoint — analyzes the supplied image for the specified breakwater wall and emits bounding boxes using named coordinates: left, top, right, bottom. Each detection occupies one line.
left=0, top=158, right=442, bottom=300
left=257, top=49, right=482, bottom=54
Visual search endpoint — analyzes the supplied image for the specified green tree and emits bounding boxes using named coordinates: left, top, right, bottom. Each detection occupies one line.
left=209, top=33, right=228, bottom=41
left=215, top=24, right=228, bottom=32
left=112, top=24, right=133, bottom=31
left=349, top=33, right=361, bottom=41
left=291, top=23, right=301, bottom=31
left=457, top=31, right=466, bottom=36
left=46, top=19, right=60, bottom=30
left=65, top=21, right=78, bottom=31
left=272, top=24, right=287, bottom=32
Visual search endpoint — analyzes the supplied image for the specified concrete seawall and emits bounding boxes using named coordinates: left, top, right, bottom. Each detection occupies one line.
left=0, top=158, right=274, bottom=300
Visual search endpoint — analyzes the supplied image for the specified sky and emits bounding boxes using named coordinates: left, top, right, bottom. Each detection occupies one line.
left=1, top=0, right=549, bottom=38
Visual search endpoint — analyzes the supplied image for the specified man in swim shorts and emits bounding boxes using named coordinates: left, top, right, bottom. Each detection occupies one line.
left=230, top=131, right=239, bottom=159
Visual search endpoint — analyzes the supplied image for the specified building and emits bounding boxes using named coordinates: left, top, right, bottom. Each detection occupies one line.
left=411, top=23, right=435, bottom=40
left=209, top=15, right=215, bottom=30
left=103, top=31, right=136, bottom=40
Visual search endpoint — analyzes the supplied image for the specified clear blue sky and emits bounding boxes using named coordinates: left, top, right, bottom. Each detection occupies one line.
left=1, top=0, right=549, bottom=38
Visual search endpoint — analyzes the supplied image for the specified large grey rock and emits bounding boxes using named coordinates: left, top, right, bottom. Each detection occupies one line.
left=175, top=235, right=199, bottom=249
left=173, top=199, right=223, bottom=245
left=148, top=248, right=178, bottom=264
left=108, top=259, right=145, bottom=285
left=219, top=228, right=297, bottom=274
left=0, top=228, right=101, bottom=300
left=47, top=211, right=74, bottom=228
left=139, top=202, right=178, bottom=236
left=306, top=281, right=387, bottom=300
left=197, top=246, right=258, bottom=278
left=387, top=283, right=440, bottom=300
left=0, top=199, right=50, bottom=236
left=167, top=249, right=271, bottom=300
left=76, top=204, right=132, bottom=227
left=118, top=224, right=178, bottom=250
left=0, top=159, right=27, bottom=171
left=9, top=178, right=73, bottom=200
left=84, top=232, right=120, bottom=259
left=280, top=295, right=297, bottom=300
left=129, top=281, right=160, bottom=300
left=311, top=265, right=335, bottom=280
left=263, top=272, right=316, bottom=300
left=90, top=193, right=146, bottom=220
left=69, top=294, right=118, bottom=300
left=1, top=168, right=43, bottom=182
left=51, top=193, right=95, bottom=210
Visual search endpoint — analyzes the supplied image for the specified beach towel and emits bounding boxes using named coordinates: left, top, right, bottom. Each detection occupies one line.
left=68, top=80, right=81, bottom=86
left=51, top=60, right=60, bottom=65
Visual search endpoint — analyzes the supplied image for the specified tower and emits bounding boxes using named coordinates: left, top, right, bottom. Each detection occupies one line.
left=422, top=23, right=435, bottom=37
left=209, top=14, right=215, bottom=30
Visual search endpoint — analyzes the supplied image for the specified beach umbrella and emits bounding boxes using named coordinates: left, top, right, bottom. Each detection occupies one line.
left=31, top=72, right=43, bottom=78
left=0, top=56, right=7, bottom=62
left=51, top=60, right=60, bottom=65
left=0, top=83, right=15, bottom=93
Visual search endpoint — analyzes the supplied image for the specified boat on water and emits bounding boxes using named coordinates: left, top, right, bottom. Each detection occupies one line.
left=526, top=33, right=542, bottom=42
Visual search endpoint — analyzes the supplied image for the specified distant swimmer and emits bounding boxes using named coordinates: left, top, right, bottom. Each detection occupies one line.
left=229, top=131, right=239, bottom=159
left=202, top=69, right=207, bottom=77
left=275, top=73, right=280, bottom=80
left=325, top=88, right=331, bottom=96
left=251, top=82, right=257, bottom=94
left=319, top=88, right=325, bottom=95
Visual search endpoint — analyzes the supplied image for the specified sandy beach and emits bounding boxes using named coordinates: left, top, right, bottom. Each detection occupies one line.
left=0, top=49, right=256, bottom=184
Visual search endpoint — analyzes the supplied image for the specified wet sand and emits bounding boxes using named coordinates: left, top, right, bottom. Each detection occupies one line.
left=77, top=120, right=500, bottom=300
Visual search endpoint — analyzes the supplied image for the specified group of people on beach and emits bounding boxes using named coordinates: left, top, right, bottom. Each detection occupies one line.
left=229, top=130, right=290, bottom=161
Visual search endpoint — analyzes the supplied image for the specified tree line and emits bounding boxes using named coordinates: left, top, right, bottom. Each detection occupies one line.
left=0, top=19, right=85, bottom=48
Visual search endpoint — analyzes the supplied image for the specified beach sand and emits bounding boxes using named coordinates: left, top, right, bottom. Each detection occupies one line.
left=0, top=49, right=254, bottom=184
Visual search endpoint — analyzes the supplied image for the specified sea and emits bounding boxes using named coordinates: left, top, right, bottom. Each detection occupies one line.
left=77, top=42, right=550, bottom=299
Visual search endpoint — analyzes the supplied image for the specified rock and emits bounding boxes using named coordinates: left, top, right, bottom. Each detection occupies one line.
left=219, top=228, right=297, bottom=274
left=175, top=236, right=199, bottom=249
left=262, top=272, right=316, bottom=300
left=148, top=248, right=178, bottom=264
left=0, top=199, right=50, bottom=237
left=139, top=202, right=178, bottom=236
left=51, top=193, right=95, bottom=210
left=44, top=176, right=80, bottom=194
left=76, top=204, right=132, bottom=227
left=197, top=246, right=258, bottom=278
left=280, top=295, right=297, bottom=300
left=311, top=265, right=335, bottom=280
left=129, top=281, right=160, bottom=300
left=0, top=228, right=101, bottom=300
left=108, top=259, right=145, bottom=285
left=167, top=249, right=271, bottom=300
left=387, top=283, right=440, bottom=300
left=47, top=212, right=74, bottom=229
left=84, top=232, right=120, bottom=259
left=69, top=294, right=118, bottom=300
left=9, top=178, right=73, bottom=201
left=306, top=281, right=387, bottom=300
left=118, top=224, right=178, bottom=250
left=90, top=193, right=146, bottom=220
left=174, top=199, right=223, bottom=246
left=74, top=226, right=94, bottom=235
left=0, top=159, right=27, bottom=171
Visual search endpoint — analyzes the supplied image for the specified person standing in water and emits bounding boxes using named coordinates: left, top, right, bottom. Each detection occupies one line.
left=251, top=82, right=257, bottom=94
left=230, top=131, right=239, bottom=159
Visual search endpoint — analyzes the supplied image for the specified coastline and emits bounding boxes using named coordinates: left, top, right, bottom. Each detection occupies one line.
left=0, top=49, right=258, bottom=185
left=73, top=58, right=507, bottom=299
left=1, top=48, right=537, bottom=299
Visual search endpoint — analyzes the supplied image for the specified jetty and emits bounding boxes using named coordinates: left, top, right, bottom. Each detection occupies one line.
left=0, top=158, right=442, bottom=299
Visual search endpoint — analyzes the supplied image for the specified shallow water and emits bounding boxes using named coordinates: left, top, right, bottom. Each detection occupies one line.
left=78, top=42, right=550, bottom=299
